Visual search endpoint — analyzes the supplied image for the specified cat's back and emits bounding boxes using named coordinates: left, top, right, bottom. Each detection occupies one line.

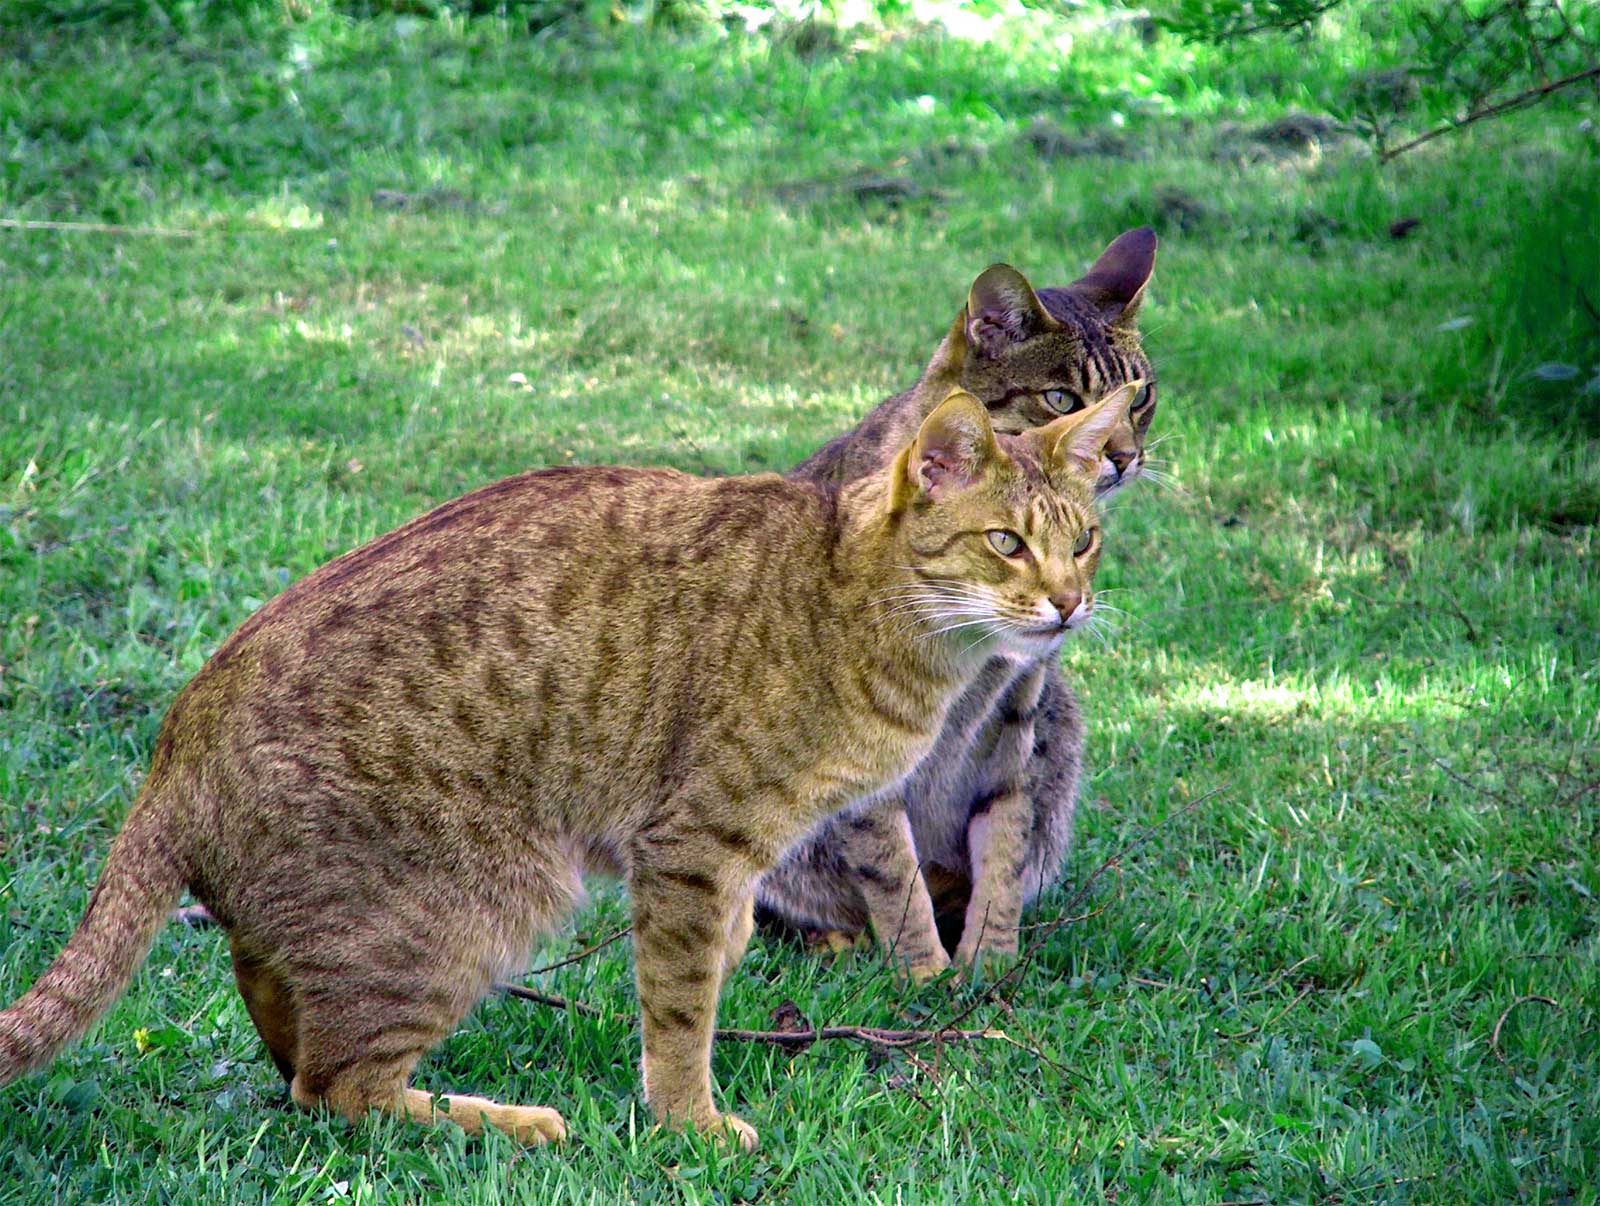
left=788, top=388, right=921, bottom=488
left=164, top=463, right=834, bottom=733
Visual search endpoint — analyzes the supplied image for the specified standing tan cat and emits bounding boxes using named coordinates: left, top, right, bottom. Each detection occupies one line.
left=759, top=229, right=1158, bottom=976
left=0, top=389, right=1131, bottom=1150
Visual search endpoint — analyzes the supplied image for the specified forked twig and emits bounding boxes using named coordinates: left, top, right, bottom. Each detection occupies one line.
left=713, top=1023, right=1003, bottom=1051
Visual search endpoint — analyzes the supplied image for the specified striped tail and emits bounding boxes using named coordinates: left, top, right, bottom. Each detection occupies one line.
left=0, top=788, right=188, bottom=1083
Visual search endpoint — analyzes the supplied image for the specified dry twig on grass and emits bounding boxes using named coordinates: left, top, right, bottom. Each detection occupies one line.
left=1489, top=994, right=1561, bottom=1080
left=493, top=981, right=1004, bottom=1051
left=495, top=785, right=1227, bottom=1073
left=0, top=217, right=200, bottom=237
left=523, top=925, right=631, bottom=976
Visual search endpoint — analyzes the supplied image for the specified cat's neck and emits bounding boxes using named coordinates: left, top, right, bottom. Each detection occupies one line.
left=788, top=321, right=964, bottom=491
left=822, top=468, right=974, bottom=688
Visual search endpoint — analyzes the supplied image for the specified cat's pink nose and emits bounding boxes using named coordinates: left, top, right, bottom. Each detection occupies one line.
left=1107, top=448, right=1135, bottom=475
left=1050, top=593, right=1081, bottom=622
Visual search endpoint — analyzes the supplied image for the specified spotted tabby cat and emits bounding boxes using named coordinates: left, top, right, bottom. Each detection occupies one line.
left=758, top=228, right=1158, bottom=977
left=0, top=390, right=1130, bottom=1150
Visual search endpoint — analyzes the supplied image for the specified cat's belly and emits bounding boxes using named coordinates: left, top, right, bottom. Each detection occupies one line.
left=901, top=742, right=1014, bottom=874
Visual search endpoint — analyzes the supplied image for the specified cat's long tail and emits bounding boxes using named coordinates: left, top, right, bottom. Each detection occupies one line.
left=0, top=783, right=188, bottom=1084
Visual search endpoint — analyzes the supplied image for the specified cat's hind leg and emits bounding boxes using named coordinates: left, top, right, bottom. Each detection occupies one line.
left=276, top=880, right=573, bottom=1147
left=291, top=1056, right=567, bottom=1144
left=230, top=938, right=299, bottom=1084
left=286, top=971, right=566, bottom=1145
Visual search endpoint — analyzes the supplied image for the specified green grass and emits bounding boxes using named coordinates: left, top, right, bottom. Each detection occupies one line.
left=2, top=5, right=1598, bottom=1201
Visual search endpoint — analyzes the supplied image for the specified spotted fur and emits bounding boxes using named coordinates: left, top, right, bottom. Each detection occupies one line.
left=0, top=392, right=1129, bottom=1151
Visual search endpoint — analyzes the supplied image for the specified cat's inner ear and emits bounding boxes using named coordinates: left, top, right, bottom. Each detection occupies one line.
left=1038, top=380, right=1140, bottom=471
left=964, top=264, right=1054, bottom=359
left=908, top=390, right=1000, bottom=501
left=1067, top=227, right=1157, bottom=329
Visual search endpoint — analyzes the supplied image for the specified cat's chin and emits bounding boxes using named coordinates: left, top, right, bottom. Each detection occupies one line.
left=1095, top=457, right=1140, bottom=496
left=994, top=627, right=1067, bottom=662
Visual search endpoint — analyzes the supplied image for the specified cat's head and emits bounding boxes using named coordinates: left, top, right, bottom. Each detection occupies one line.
left=930, top=228, right=1157, bottom=495
left=884, top=384, right=1137, bottom=663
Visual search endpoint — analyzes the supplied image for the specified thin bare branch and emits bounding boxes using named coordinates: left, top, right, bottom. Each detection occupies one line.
left=523, top=925, right=631, bottom=976
left=0, top=217, right=200, bottom=237
left=496, top=983, right=609, bottom=1018
left=713, top=1023, right=1004, bottom=1051
left=1380, top=64, right=1600, bottom=162
left=492, top=981, right=1006, bottom=1050
left=1490, top=994, right=1561, bottom=1081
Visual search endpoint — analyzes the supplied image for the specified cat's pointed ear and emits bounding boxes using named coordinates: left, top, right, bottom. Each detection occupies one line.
left=1067, top=227, right=1156, bottom=329
left=962, top=264, right=1055, bottom=359
left=1038, top=380, right=1140, bottom=472
left=897, top=390, right=1000, bottom=506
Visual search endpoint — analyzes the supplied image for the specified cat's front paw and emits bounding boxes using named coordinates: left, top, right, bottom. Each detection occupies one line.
left=953, top=938, right=1019, bottom=975
left=656, top=1107, right=761, bottom=1152
left=715, top=1112, right=760, bottom=1152
left=905, top=951, right=953, bottom=985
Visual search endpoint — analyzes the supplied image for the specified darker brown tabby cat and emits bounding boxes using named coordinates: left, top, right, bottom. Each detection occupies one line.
left=0, top=389, right=1130, bottom=1151
left=758, top=229, right=1158, bottom=977
left=795, top=228, right=1159, bottom=492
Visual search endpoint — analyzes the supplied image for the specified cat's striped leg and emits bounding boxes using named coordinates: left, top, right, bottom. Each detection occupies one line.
left=954, top=664, right=1045, bottom=969
left=630, top=855, right=758, bottom=1151
left=845, top=799, right=950, bottom=983
left=395, top=1087, right=567, bottom=1143
left=953, top=787, right=1032, bottom=968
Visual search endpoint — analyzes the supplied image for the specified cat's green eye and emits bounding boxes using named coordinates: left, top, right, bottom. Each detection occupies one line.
left=1130, top=383, right=1153, bottom=411
left=1073, top=528, right=1096, bottom=557
left=1041, top=388, right=1082, bottom=414
left=987, top=530, right=1025, bottom=558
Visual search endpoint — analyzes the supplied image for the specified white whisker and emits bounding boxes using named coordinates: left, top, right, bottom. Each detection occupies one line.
left=1136, top=465, right=1184, bottom=496
left=869, top=585, right=992, bottom=603
left=873, top=586, right=997, bottom=607
left=917, top=617, right=1001, bottom=641
left=874, top=595, right=991, bottom=613
left=1075, top=619, right=1111, bottom=649
left=957, top=623, right=1002, bottom=658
